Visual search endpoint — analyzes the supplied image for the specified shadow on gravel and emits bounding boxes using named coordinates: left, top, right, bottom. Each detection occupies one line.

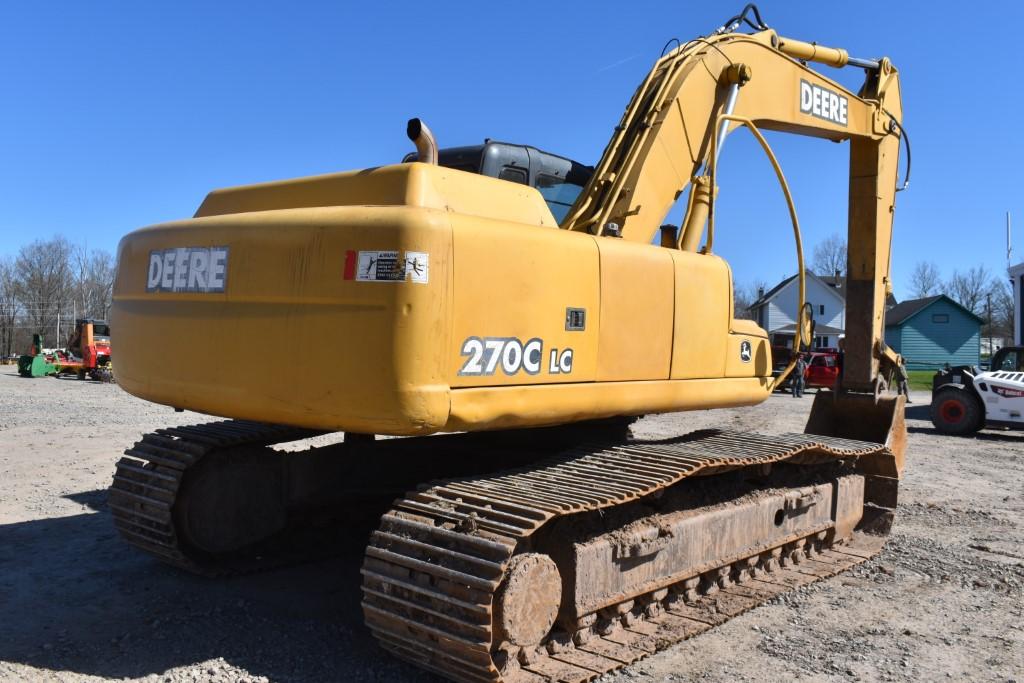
left=1, top=373, right=108, bottom=386
left=904, top=404, right=931, bottom=422
left=64, top=489, right=108, bottom=512
left=0, top=496, right=443, bottom=682
left=904, top=403, right=1024, bottom=443
left=906, top=424, right=1024, bottom=443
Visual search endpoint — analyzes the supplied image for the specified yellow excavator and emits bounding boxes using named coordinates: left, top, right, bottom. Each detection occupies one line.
left=109, top=6, right=908, bottom=681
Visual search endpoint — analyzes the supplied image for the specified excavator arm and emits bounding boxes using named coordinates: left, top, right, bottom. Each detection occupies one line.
left=562, top=27, right=905, bottom=395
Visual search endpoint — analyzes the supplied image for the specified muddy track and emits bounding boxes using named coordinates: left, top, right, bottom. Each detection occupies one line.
left=109, top=421, right=324, bottom=575
left=108, top=418, right=637, bottom=577
left=362, top=430, right=897, bottom=683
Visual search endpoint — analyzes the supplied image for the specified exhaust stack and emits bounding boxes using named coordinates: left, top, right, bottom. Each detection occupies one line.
left=406, top=118, right=438, bottom=165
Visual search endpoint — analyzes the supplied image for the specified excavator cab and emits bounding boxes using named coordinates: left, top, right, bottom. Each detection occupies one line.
left=404, top=141, right=593, bottom=222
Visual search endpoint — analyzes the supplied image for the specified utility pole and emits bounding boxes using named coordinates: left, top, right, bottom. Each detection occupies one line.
left=1009, top=211, right=1017, bottom=349
left=1008, top=211, right=1013, bottom=270
left=986, top=291, right=992, bottom=359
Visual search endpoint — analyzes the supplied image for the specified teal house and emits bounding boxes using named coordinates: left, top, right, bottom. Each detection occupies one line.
left=884, top=295, right=982, bottom=370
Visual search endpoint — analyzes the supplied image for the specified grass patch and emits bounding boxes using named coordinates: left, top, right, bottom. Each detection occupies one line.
left=907, top=370, right=934, bottom=392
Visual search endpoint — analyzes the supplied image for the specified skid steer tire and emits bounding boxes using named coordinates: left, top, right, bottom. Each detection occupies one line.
left=930, top=387, right=983, bottom=436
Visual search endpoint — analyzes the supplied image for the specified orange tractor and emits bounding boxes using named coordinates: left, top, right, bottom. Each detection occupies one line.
left=18, top=319, right=113, bottom=380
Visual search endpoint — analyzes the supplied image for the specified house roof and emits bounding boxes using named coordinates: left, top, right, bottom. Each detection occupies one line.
left=751, top=270, right=898, bottom=309
left=751, top=274, right=797, bottom=309
left=750, top=271, right=845, bottom=309
left=884, top=294, right=984, bottom=327
left=819, top=274, right=844, bottom=289
left=810, top=273, right=898, bottom=307
left=884, top=295, right=941, bottom=326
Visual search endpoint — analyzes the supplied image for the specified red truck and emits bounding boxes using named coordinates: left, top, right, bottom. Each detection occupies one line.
left=804, top=350, right=840, bottom=388
left=771, top=348, right=840, bottom=391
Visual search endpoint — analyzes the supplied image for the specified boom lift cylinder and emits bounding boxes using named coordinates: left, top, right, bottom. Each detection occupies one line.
left=679, top=177, right=715, bottom=252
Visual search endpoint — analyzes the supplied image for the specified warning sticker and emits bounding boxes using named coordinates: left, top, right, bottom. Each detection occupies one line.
left=404, top=251, right=429, bottom=284
left=344, top=250, right=429, bottom=284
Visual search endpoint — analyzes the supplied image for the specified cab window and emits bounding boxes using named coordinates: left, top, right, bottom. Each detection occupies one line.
left=498, top=166, right=528, bottom=185
left=995, top=349, right=1022, bottom=372
left=536, top=173, right=584, bottom=223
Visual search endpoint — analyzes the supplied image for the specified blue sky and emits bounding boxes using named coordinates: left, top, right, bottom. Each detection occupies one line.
left=1, top=2, right=1020, bottom=299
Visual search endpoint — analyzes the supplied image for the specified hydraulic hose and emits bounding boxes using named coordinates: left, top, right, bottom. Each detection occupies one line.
left=706, top=113, right=810, bottom=391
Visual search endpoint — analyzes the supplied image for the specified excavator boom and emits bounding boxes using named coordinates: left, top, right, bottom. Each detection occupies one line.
left=563, top=28, right=904, bottom=393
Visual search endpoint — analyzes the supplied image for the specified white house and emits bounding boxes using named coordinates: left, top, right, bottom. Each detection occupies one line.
left=1011, top=261, right=1024, bottom=345
left=749, top=272, right=847, bottom=348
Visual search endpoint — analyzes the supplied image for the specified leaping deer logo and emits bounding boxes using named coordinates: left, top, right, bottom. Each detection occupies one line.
left=740, top=340, right=752, bottom=363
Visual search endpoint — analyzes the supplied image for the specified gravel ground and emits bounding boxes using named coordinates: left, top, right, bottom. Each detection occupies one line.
left=0, top=366, right=1021, bottom=683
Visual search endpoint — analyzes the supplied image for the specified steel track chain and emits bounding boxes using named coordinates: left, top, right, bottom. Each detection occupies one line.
left=361, top=429, right=896, bottom=683
left=109, top=420, right=322, bottom=575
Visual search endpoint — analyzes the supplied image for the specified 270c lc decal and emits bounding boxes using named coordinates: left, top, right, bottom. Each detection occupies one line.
left=459, top=337, right=574, bottom=377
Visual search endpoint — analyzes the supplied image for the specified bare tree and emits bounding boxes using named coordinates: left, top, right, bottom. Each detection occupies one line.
left=0, top=257, right=19, bottom=358
left=811, top=234, right=847, bottom=278
left=73, top=246, right=116, bottom=319
left=946, top=265, right=993, bottom=316
left=0, top=237, right=117, bottom=356
left=734, top=279, right=768, bottom=321
left=13, top=236, right=75, bottom=347
left=989, top=276, right=1015, bottom=341
left=909, top=261, right=942, bottom=299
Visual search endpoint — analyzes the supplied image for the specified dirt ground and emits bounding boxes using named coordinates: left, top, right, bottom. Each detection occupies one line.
left=1, top=366, right=1021, bottom=683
